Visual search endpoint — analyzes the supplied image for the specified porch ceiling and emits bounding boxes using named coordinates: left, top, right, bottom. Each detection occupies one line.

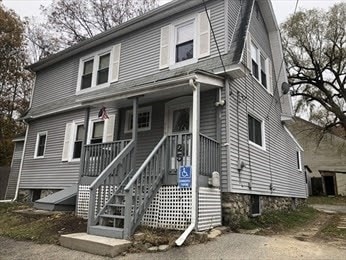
left=78, top=71, right=224, bottom=109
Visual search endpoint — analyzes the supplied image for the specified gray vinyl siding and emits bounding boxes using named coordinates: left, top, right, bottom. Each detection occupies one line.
left=5, top=141, right=24, bottom=199
left=20, top=110, right=85, bottom=189
left=30, top=0, right=225, bottom=109
left=227, top=0, right=242, bottom=51
left=118, top=91, right=217, bottom=168
left=220, top=2, right=307, bottom=198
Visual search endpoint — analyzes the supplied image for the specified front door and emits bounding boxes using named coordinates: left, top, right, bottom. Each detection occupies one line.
left=164, top=97, right=192, bottom=184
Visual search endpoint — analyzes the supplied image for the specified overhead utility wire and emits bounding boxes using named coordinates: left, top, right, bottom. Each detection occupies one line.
left=201, top=0, right=227, bottom=74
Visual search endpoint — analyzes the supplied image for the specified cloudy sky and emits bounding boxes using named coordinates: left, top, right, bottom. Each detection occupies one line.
left=2, top=0, right=344, bottom=24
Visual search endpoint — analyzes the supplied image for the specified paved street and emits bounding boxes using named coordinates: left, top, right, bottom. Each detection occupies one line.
left=1, top=232, right=345, bottom=260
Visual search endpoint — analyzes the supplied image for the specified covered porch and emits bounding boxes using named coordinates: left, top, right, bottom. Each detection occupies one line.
left=76, top=71, right=224, bottom=239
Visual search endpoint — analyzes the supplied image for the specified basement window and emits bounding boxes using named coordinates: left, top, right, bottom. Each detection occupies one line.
left=251, top=195, right=261, bottom=216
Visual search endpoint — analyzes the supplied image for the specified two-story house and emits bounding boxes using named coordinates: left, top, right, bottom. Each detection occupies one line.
left=5, top=0, right=307, bottom=240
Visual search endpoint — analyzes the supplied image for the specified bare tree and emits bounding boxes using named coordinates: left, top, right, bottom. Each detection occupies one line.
left=26, top=0, right=158, bottom=61
left=281, top=3, right=346, bottom=137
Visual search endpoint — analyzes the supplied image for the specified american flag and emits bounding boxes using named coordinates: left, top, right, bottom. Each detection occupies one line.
left=98, top=106, right=109, bottom=120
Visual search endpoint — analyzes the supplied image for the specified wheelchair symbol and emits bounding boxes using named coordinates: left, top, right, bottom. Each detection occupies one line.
left=180, top=167, right=190, bottom=178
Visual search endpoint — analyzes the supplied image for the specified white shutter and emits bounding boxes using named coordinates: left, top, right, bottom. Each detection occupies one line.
left=197, top=11, right=211, bottom=59
left=159, top=25, right=171, bottom=69
left=103, top=114, right=116, bottom=143
left=111, top=43, right=121, bottom=82
left=62, top=123, right=73, bottom=161
left=246, top=33, right=252, bottom=71
left=267, top=59, right=273, bottom=94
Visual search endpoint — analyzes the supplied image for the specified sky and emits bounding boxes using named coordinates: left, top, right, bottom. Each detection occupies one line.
left=2, top=0, right=345, bottom=25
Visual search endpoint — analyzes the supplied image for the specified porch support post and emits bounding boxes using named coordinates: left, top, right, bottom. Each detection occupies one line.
left=132, top=97, right=138, bottom=169
left=191, top=80, right=200, bottom=230
left=79, top=106, right=90, bottom=179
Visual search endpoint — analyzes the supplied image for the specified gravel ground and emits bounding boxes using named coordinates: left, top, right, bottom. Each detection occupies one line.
left=1, top=232, right=345, bottom=260
left=311, top=204, right=346, bottom=214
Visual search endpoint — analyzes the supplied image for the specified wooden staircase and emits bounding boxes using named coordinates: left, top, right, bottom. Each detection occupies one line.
left=87, top=136, right=168, bottom=239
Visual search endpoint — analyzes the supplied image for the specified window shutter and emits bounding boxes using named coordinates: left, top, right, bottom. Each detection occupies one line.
left=159, top=25, right=170, bottom=69
left=267, top=59, right=273, bottom=94
left=62, top=123, right=73, bottom=161
left=103, top=114, right=115, bottom=143
left=197, top=11, right=211, bottom=59
left=246, top=33, right=252, bottom=71
left=111, top=44, right=121, bottom=82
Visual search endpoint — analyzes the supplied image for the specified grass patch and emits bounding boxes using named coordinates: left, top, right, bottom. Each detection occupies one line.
left=320, top=215, right=346, bottom=240
left=308, top=196, right=346, bottom=205
left=0, top=202, right=87, bottom=244
left=238, top=207, right=318, bottom=233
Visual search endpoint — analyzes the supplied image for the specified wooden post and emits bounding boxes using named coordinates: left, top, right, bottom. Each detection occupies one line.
left=79, top=106, right=90, bottom=180
left=132, top=97, right=138, bottom=170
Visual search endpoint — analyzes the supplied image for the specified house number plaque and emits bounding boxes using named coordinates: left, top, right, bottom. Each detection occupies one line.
left=176, top=144, right=184, bottom=162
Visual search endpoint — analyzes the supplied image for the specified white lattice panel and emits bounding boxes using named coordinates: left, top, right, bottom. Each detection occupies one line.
left=77, top=185, right=117, bottom=219
left=77, top=185, right=90, bottom=219
left=197, top=187, right=222, bottom=231
left=142, top=186, right=192, bottom=230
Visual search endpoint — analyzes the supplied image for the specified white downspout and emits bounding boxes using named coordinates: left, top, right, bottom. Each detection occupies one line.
left=175, top=78, right=200, bottom=246
left=0, top=121, right=29, bottom=203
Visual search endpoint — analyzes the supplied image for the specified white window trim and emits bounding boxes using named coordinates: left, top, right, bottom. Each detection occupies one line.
left=34, top=131, right=48, bottom=159
left=76, top=47, right=112, bottom=94
left=124, top=106, right=152, bottom=134
left=297, top=150, right=302, bottom=172
left=70, top=121, right=84, bottom=162
left=250, top=37, right=273, bottom=95
left=87, top=118, right=105, bottom=144
left=248, top=113, right=266, bottom=151
left=169, top=14, right=198, bottom=70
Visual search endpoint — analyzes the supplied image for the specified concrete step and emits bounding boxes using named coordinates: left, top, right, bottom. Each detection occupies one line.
left=89, top=225, right=124, bottom=238
left=60, top=232, right=131, bottom=257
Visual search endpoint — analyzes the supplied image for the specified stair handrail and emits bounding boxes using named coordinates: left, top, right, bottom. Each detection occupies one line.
left=124, top=136, right=167, bottom=191
left=123, top=135, right=168, bottom=238
left=89, top=140, right=134, bottom=191
left=88, top=140, right=135, bottom=227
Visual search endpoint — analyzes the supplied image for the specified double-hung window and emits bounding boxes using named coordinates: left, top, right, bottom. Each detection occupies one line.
left=175, top=21, right=194, bottom=63
left=81, top=59, right=94, bottom=90
left=91, top=121, right=104, bottom=144
left=77, top=44, right=121, bottom=93
left=35, top=132, right=47, bottom=158
left=73, top=124, right=84, bottom=159
left=249, top=38, right=272, bottom=92
left=248, top=114, right=264, bottom=148
left=125, top=107, right=152, bottom=133
left=97, top=53, right=110, bottom=85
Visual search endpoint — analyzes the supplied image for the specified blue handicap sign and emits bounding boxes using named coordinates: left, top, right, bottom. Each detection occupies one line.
left=178, top=166, right=192, bottom=188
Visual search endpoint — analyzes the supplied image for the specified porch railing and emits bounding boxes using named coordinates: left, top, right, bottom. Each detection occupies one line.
left=88, top=140, right=135, bottom=227
left=123, top=135, right=168, bottom=238
left=199, top=133, right=220, bottom=176
left=166, top=133, right=192, bottom=173
left=82, top=139, right=131, bottom=177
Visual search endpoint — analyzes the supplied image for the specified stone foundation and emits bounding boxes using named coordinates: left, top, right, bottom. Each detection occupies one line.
left=18, top=189, right=60, bottom=202
left=222, top=193, right=306, bottom=227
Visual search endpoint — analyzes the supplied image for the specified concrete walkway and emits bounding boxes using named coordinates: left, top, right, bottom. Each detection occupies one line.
left=1, top=232, right=346, bottom=260
left=311, top=204, right=346, bottom=214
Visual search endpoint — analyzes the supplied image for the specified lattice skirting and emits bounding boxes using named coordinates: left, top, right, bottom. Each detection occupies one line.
left=77, top=185, right=221, bottom=231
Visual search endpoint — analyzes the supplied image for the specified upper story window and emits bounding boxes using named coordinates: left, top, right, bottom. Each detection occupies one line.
left=159, top=11, right=210, bottom=70
left=175, top=21, right=194, bottom=63
left=248, top=114, right=264, bottom=149
left=296, top=151, right=302, bottom=171
left=35, top=131, right=47, bottom=158
left=125, top=107, right=152, bottom=133
left=97, top=53, right=110, bottom=85
left=248, top=36, right=273, bottom=94
left=77, top=44, right=121, bottom=94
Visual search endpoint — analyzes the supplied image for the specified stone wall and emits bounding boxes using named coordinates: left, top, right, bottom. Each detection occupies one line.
left=17, top=189, right=59, bottom=202
left=222, top=192, right=306, bottom=227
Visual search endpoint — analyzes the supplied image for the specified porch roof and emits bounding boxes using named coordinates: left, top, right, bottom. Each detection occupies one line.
left=77, top=70, right=224, bottom=107
left=21, top=70, right=223, bottom=121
